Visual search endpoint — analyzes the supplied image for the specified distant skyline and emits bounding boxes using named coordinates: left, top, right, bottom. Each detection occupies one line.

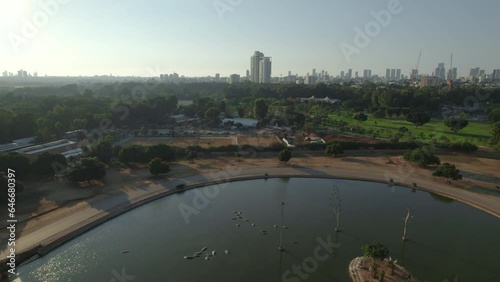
left=1, top=0, right=499, bottom=78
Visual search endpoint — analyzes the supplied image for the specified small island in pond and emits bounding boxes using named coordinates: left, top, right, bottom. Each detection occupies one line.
left=349, top=242, right=421, bottom=282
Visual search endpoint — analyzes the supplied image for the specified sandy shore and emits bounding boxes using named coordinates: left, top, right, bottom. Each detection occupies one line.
left=1, top=150, right=499, bottom=278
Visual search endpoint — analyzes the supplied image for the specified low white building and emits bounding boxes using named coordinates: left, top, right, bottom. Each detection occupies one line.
left=299, top=96, right=341, bottom=105
left=222, top=118, right=258, bottom=128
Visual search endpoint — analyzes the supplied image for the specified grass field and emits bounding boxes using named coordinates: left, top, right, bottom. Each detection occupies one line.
left=326, top=112, right=493, bottom=145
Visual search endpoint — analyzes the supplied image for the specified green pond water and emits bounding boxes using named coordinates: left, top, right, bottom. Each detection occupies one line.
left=15, top=178, right=500, bottom=282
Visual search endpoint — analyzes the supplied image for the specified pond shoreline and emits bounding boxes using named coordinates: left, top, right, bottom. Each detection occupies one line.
left=1, top=160, right=499, bottom=280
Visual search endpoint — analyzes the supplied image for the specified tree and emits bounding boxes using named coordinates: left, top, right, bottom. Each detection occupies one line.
left=254, top=99, right=269, bottom=120
left=205, top=107, right=221, bottom=125
left=278, top=148, right=292, bottom=163
left=325, top=142, right=343, bottom=157
left=362, top=241, right=390, bottom=260
left=0, top=153, right=31, bottom=179
left=433, top=163, right=463, bottom=180
left=490, top=121, right=500, bottom=146
left=219, top=100, right=226, bottom=113
left=146, top=144, right=174, bottom=161
left=31, top=152, right=67, bottom=176
left=444, top=118, right=469, bottom=133
left=237, top=107, right=245, bottom=118
left=403, top=146, right=441, bottom=167
left=119, top=145, right=147, bottom=163
left=399, top=126, right=409, bottom=134
left=379, top=270, right=386, bottom=282
left=186, top=151, right=197, bottom=162
left=182, top=104, right=197, bottom=117
left=487, top=107, right=500, bottom=122
left=148, top=157, right=170, bottom=175
left=66, top=157, right=106, bottom=183
left=354, top=112, right=368, bottom=122
left=293, top=112, right=306, bottom=128
left=405, top=112, right=430, bottom=128
left=89, top=139, right=114, bottom=163
left=373, top=109, right=386, bottom=118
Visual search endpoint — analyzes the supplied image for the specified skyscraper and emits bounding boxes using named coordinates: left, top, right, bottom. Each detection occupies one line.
left=347, top=69, right=352, bottom=79
left=259, top=57, right=272, bottom=83
left=341, top=71, right=345, bottom=79
left=229, top=74, right=240, bottom=84
left=251, top=51, right=264, bottom=83
left=411, top=69, right=419, bottom=80
left=469, top=67, right=480, bottom=78
left=386, top=69, right=391, bottom=80
left=396, top=69, right=401, bottom=80
left=390, top=69, right=396, bottom=79
left=492, top=70, right=500, bottom=80
left=435, top=63, right=446, bottom=80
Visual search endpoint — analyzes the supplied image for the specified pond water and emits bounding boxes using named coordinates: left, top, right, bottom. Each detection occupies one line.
left=16, top=178, right=500, bottom=281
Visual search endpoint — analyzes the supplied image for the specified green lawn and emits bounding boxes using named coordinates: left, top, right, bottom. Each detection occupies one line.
left=326, top=112, right=493, bottom=145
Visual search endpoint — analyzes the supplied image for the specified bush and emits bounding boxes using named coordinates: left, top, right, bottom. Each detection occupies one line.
left=433, top=163, right=462, bottom=180
left=436, top=141, right=478, bottom=153
left=403, top=146, right=441, bottom=166
left=66, top=157, right=106, bottom=183
left=186, top=151, right=197, bottom=161
left=362, top=241, right=390, bottom=260
left=0, top=152, right=31, bottom=179
left=88, top=139, right=114, bottom=163
left=146, top=143, right=174, bottom=161
left=326, top=142, right=343, bottom=157
left=119, top=145, right=147, bottom=163
left=31, top=152, right=67, bottom=176
left=148, top=157, right=170, bottom=175
left=278, top=148, right=292, bottom=163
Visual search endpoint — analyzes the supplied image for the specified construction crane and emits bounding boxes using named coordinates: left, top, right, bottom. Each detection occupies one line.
left=411, top=50, right=422, bottom=81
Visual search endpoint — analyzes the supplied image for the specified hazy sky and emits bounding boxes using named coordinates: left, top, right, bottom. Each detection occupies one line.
left=1, top=0, right=499, bottom=77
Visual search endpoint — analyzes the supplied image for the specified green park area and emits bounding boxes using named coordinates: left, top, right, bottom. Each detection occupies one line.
left=324, top=111, right=493, bottom=145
